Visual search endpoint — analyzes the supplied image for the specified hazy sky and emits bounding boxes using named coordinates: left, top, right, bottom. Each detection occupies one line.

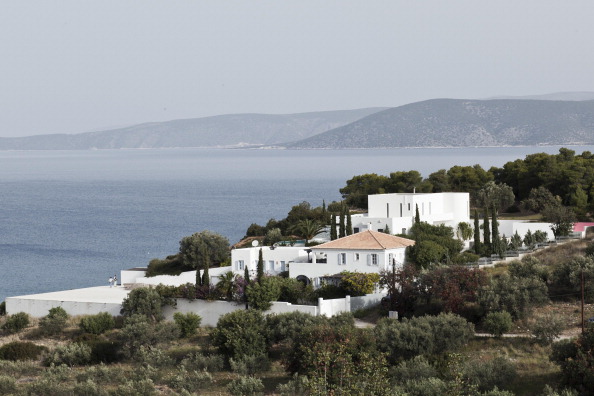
left=1, top=1, right=593, bottom=137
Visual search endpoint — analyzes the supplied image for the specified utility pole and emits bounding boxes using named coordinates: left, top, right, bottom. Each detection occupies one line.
left=581, top=268, right=585, bottom=334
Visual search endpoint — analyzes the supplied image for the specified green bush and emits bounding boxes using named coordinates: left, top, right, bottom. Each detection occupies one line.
left=120, top=287, right=170, bottom=322
left=167, top=367, right=213, bottom=393
left=119, top=314, right=180, bottom=358
left=211, top=310, right=269, bottom=361
left=179, top=352, right=225, bottom=372
left=111, top=379, right=159, bottom=396
left=173, top=311, right=202, bottom=337
left=389, top=356, right=438, bottom=383
left=0, top=341, right=47, bottom=361
left=44, top=342, right=92, bottom=367
left=463, top=356, right=517, bottom=392
left=483, top=311, right=513, bottom=338
left=230, top=353, right=270, bottom=375
left=39, top=306, right=69, bottom=336
left=1, top=312, right=30, bottom=334
left=134, top=346, right=174, bottom=368
left=79, top=312, right=116, bottom=335
left=246, top=277, right=281, bottom=310
left=266, top=311, right=325, bottom=345
left=227, top=375, right=264, bottom=396
left=531, top=313, right=565, bottom=345
left=0, top=375, right=17, bottom=394
left=77, top=335, right=122, bottom=364
left=73, top=379, right=108, bottom=396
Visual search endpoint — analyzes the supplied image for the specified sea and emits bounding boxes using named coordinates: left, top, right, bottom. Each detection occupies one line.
left=1, top=146, right=593, bottom=302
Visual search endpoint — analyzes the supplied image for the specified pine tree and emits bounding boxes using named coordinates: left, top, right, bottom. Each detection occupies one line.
left=415, top=204, right=420, bottom=224
left=346, top=209, right=353, bottom=236
left=257, top=248, right=264, bottom=283
left=330, top=214, right=338, bottom=240
left=483, top=207, right=491, bottom=253
left=473, top=209, right=481, bottom=254
left=339, top=207, right=346, bottom=238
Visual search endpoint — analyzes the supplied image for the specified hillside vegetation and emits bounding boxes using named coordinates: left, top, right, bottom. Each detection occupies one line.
left=288, top=99, right=594, bottom=148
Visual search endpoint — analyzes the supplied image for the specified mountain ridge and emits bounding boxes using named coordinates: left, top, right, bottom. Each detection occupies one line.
left=285, top=98, right=594, bottom=149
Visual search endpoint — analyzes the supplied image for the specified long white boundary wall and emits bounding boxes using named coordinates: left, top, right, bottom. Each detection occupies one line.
left=6, top=285, right=383, bottom=325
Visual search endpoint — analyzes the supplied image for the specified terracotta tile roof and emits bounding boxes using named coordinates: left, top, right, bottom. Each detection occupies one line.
left=312, top=230, right=415, bottom=250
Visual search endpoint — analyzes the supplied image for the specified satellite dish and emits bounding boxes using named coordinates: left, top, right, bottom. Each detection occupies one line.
left=252, top=240, right=259, bottom=247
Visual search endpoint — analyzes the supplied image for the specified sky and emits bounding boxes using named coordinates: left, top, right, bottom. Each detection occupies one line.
left=1, top=1, right=594, bottom=137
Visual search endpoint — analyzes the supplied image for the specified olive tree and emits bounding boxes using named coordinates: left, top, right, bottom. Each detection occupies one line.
left=179, top=230, right=230, bottom=270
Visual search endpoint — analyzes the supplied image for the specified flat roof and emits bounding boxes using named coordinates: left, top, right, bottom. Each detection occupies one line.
left=6, top=286, right=130, bottom=305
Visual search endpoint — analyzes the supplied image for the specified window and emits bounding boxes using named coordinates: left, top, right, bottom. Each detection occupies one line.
left=236, top=260, right=244, bottom=271
left=353, top=227, right=360, bottom=233
left=280, top=261, right=286, bottom=272
left=354, top=253, right=360, bottom=261
left=339, top=253, right=346, bottom=265
left=408, top=203, right=411, bottom=211
left=268, top=260, right=275, bottom=271
left=368, top=254, right=378, bottom=266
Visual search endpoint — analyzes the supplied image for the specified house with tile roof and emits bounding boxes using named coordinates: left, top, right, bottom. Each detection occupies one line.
left=288, top=230, right=415, bottom=287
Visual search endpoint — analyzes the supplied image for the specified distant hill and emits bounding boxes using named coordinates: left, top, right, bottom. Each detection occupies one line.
left=0, top=108, right=386, bottom=150
left=286, top=99, right=594, bottom=149
left=485, top=91, right=594, bottom=101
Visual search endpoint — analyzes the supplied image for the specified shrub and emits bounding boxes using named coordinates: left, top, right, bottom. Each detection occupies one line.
left=266, top=311, right=325, bottom=345
left=246, top=277, right=281, bottom=310
left=395, top=377, right=448, bottom=396
left=276, top=374, right=310, bottom=396
left=227, top=375, right=264, bottom=396
left=120, top=287, right=170, bottom=322
left=531, top=313, right=565, bottom=345
left=482, top=311, right=513, bottom=338
left=211, top=310, right=269, bottom=361
left=79, top=312, right=116, bottom=335
left=119, top=314, right=180, bottom=358
left=0, top=341, right=47, bottom=361
left=39, top=306, right=69, bottom=336
left=173, top=312, right=202, bottom=337
left=180, top=352, right=225, bottom=372
left=1, top=312, right=30, bottom=334
left=0, top=375, right=16, bottom=394
left=111, top=379, right=159, bottom=396
left=463, top=356, right=517, bottom=392
left=76, top=363, right=124, bottom=385
left=134, top=346, right=174, bottom=368
left=390, top=356, right=438, bottom=383
left=230, top=353, right=270, bottom=375
left=167, top=367, right=212, bottom=393
left=43, top=342, right=92, bottom=366
left=73, top=379, right=108, bottom=396
left=340, top=271, right=380, bottom=296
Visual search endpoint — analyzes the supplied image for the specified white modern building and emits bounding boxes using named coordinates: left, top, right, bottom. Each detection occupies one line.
left=289, top=230, right=415, bottom=287
left=231, top=246, right=309, bottom=277
left=352, top=192, right=470, bottom=235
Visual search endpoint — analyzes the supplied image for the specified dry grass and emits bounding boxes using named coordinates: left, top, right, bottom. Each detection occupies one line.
left=463, top=337, right=560, bottom=396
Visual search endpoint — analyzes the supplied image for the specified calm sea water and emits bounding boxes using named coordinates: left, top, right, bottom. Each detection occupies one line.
left=1, top=146, right=593, bottom=301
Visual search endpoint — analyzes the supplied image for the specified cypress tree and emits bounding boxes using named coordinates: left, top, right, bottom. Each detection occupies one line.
left=483, top=207, right=491, bottom=253
left=244, top=265, right=250, bottom=285
left=384, top=224, right=391, bottom=234
left=257, top=248, right=264, bottom=283
left=491, top=204, right=500, bottom=257
left=474, top=209, right=481, bottom=254
left=202, top=254, right=210, bottom=287
left=346, top=209, right=353, bottom=236
left=330, top=214, right=337, bottom=240
left=415, top=204, right=420, bottom=224
left=339, top=208, right=346, bottom=238
left=321, top=200, right=327, bottom=225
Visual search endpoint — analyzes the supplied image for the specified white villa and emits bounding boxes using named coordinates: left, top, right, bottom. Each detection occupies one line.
left=352, top=192, right=470, bottom=235
left=231, top=230, right=415, bottom=287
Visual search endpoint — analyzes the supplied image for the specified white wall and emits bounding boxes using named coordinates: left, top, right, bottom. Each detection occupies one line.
left=231, top=246, right=308, bottom=276
left=350, top=292, right=387, bottom=311
left=6, top=298, right=123, bottom=317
